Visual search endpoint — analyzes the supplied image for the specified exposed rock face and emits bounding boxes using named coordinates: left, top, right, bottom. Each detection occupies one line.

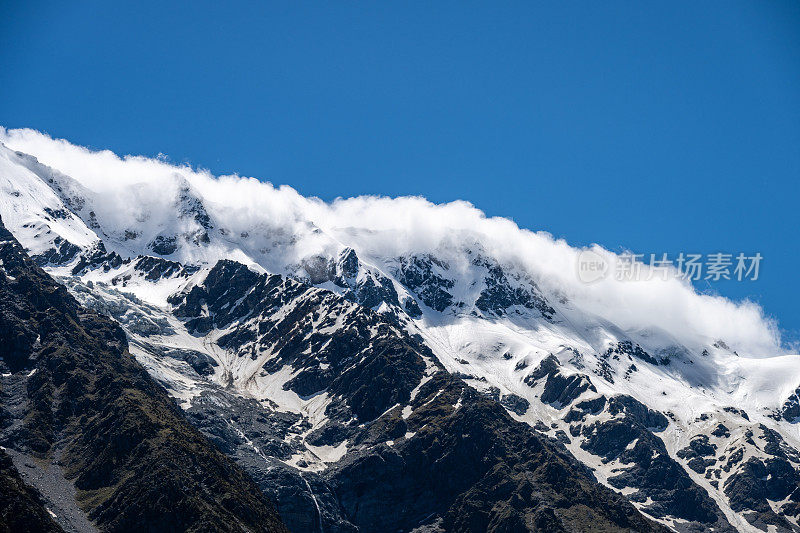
left=0, top=217, right=287, bottom=533
left=394, top=254, right=455, bottom=312
left=148, top=234, right=178, bottom=255
left=170, top=259, right=428, bottom=420
left=518, top=354, right=735, bottom=531
left=500, top=393, right=530, bottom=415
left=298, top=248, right=403, bottom=311
left=134, top=255, right=198, bottom=279
left=160, top=258, right=669, bottom=532
left=402, top=295, right=423, bottom=318
left=723, top=425, right=800, bottom=531
left=31, top=235, right=81, bottom=266
left=141, top=258, right=749, bottom=531
left=70, top=241, right=126, bottom=276
left=3, top=223, right=789, bottom=533
left=777, top=386, right=800, bottom=422
left=677, top=434, right=717, bottom=473
left=578, top=395, right=731, bottom=531
left=176, top=183, right=213, bottom=245
left=605, top=340, right=661, bottom=366
left=581, top=419, right=728, bottom=528
left=473, top=256, right=555, bottom=319
left=181, top=388, right=357, bottom=533
left=329, top=375, right=665, bottom=533
left=524, top=354, right=596, bottom=408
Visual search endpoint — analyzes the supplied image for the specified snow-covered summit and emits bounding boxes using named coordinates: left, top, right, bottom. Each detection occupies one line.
left=0, top=128, right=783, bottom=354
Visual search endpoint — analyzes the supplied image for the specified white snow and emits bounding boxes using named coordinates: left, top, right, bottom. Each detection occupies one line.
left=306, top=440, right=348, bottom=464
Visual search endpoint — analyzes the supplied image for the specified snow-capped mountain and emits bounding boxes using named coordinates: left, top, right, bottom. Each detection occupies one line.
left=1, top=128, right=799, bottom=532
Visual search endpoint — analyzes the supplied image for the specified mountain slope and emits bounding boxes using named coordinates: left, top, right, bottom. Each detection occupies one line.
left=0, top=448, right=63, bottom=533
left=0, top=216, right=287, bottom=533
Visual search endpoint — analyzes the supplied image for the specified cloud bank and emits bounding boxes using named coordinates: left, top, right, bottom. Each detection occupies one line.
left=0, top=127, right=784, bottom=356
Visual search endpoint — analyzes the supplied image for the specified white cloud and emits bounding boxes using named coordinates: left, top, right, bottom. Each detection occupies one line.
left=0, top=126, right=784, bottom=356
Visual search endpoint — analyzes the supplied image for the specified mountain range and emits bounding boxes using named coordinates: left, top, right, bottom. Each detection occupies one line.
left=1, top=128, right=799, bottom=532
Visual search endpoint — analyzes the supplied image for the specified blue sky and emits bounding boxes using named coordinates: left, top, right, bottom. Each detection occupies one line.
left=1, top=1, right=799, bottom=343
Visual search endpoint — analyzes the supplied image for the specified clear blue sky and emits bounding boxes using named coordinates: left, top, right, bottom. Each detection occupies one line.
left=2, top=1, right=799, bottom=344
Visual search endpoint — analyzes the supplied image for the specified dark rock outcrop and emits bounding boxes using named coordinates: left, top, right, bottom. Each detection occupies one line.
left=524, top=355, right=596, bottom=408
left=604, top=340, right=660, bottom=366
left=580, top=395, right=731, bottom=530
left=473, top=257, right=555, bottom=319
left=777, top=386, right=800, bottom=423
left=31, top=235, right=81, bottom=267
left=394, top=254, right=454, bottom=312
left=148, top=234, right=178, bottom=255
left=724, top=425, right=800, bottom=531
left=329, top=375, right=667, bottom=533
left=70, top=241, right=127, bottom=276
